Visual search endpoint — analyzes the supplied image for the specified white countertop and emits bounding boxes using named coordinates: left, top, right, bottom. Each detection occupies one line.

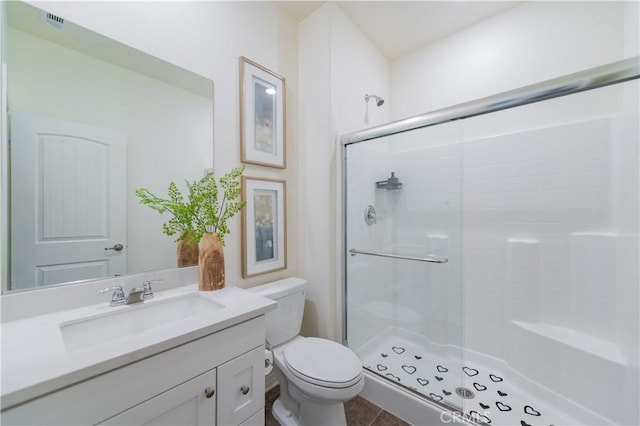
left=0, top=285, right=276, bottom=410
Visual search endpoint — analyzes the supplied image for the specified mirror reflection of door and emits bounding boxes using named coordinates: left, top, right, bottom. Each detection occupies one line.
left=2, top=1, right=213, bottom=293
left=10, top=112, right=127, bottom=289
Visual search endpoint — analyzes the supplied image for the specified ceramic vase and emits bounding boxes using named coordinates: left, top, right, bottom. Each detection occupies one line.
left=198, top=232, right=225, bottom=291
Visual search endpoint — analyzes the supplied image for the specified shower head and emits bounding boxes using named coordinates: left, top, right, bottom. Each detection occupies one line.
left=365, top=94, right=384, bottom=107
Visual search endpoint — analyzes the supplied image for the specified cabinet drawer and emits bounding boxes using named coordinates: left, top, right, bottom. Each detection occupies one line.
left=217, top=347, right=265, bottom=426
left=100, top=369, right=217, bottom=425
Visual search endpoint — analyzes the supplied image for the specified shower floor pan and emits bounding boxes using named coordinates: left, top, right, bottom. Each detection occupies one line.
left=357, top=328, right=591, bottom=425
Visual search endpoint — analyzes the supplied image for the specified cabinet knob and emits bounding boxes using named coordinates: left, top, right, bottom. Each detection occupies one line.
left=240, top=385, right=250, bottom=395
left=204, top=387, right=215, bottom=399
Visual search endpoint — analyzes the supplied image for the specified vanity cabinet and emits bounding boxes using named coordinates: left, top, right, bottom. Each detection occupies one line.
left=100, top=369, right=218, bottom=425
left=2, top=317, right=266, bottom=426
left=100, top=346, right=264, bottom=426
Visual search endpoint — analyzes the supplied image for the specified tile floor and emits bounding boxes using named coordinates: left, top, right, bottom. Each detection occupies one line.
left=265, top=386, right=410, bottom=426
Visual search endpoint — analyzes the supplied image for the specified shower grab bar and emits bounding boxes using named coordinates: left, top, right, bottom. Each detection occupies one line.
left=348, top=248, right=448, bottom=264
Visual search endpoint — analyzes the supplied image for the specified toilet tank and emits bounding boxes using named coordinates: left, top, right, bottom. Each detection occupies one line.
left=246, top=277, right=307, bottom=346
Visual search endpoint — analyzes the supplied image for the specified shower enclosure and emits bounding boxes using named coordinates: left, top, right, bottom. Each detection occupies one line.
left=342, top=57, right=639, bottom=425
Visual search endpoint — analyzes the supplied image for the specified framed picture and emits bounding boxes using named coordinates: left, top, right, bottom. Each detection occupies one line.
left=241, top=177, right=287, bottom=277
left=239, top=56, right=286, bottom=168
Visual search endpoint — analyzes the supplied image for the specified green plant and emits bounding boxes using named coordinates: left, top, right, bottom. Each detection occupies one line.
left=135, top=165, right=246, bottom=246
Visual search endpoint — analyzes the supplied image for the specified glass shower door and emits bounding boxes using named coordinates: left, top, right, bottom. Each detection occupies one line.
left=344, top=120, right=464, bottom=410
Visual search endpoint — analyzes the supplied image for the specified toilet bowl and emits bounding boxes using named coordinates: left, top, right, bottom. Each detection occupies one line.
left=247, top=278, right=364, bottom=426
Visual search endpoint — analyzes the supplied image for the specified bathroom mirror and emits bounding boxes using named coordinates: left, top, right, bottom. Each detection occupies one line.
left=1, top=1, right=214, bottom=292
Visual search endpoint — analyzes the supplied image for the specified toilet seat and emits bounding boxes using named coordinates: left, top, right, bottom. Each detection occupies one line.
left=283, top=337, right=363, bottom=389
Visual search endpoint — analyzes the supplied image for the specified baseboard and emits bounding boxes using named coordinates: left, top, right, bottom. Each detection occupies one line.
left=266, top=370, right=278, bottom=392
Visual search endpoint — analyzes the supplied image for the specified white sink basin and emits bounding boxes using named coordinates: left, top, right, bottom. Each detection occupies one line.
left=60, top=293, right=224, bottom=351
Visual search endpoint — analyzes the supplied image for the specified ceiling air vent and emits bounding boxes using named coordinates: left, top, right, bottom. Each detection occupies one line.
left=41, top=11, right=65, bottom=29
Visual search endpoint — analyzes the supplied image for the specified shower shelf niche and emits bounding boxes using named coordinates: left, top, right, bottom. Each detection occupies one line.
left=511, top=320, right=626, bottom=365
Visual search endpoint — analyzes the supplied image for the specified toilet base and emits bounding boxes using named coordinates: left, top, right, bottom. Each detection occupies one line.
left=271, top=397, right=348, bottom=426
left=272, top=399, right=298, bottom=426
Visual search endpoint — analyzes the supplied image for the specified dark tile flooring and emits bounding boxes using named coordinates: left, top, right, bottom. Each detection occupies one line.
left=265, top=386, right=410, bottom=426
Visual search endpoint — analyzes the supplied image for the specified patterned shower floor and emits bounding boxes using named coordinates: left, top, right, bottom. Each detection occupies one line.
left=358, top=331, right=577, bottom=425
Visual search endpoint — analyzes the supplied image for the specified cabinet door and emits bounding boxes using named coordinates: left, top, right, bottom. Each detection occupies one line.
left=100, top=369, right=217, bottom=426
left=239, top=409, right=264, bottom=426
left=217, top=347, right=265, bottom=425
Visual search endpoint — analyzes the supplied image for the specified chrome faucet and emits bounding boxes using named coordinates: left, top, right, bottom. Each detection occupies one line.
left=125, top=287, right=145, bottom=305
left=107, top=282, right=155, bottom=307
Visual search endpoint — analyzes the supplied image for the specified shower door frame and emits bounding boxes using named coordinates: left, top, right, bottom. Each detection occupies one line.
left=339, top=55, right=639, bottom=398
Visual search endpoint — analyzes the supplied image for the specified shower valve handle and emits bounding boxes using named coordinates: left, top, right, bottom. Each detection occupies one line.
left=364, top=205, right=377, bottom=225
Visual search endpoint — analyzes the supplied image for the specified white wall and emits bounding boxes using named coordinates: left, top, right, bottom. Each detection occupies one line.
left=299, top=3, right=389, bottom=340
left=329, top=6, right=390, bottom=135
left=298, top=5, right=333, bottom=339
left=0, top=2, right=8, bottom=289
left=391, top=1, right=629, bottom=120
left=21, top=1, right=300, bottom=287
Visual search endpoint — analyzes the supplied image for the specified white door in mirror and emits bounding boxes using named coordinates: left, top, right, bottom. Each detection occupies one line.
left=10, top=112, right=127, bottom=289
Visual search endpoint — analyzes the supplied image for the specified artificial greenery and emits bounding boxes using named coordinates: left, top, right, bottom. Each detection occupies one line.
left=135, top=165, right=246, bottom=246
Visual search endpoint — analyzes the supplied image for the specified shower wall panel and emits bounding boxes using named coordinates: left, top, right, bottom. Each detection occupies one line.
left=461, top=80, right=638, bottom=424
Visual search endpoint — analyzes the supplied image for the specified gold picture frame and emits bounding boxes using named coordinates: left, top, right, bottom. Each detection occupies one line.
left=239, top=56, right=286, bottom=169
left=241, top=176, right=287, bottom=277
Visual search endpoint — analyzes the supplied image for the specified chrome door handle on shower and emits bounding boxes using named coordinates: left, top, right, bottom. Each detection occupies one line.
left=104, top=243, right=124, bottom=252
left=349, top=248, right=447, bottom=264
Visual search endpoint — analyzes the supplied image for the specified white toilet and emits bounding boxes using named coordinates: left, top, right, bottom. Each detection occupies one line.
left=248, top=277, right=364, bottom=426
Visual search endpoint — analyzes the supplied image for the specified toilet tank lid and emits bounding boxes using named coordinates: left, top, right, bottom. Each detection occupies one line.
left=246, top=277, right=307, bottom=299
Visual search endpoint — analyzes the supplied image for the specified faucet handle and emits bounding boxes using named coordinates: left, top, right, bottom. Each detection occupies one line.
left=110, top=285, right=126, bottom=306
left=142, top=280, right=159, bottom=300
